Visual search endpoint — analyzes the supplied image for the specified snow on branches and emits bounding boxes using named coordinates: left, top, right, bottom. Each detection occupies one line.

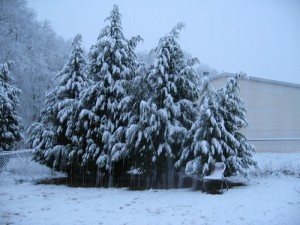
left=180, top=75, right=256, bottom=177
left=0, top=62, right=23, bottom=151
left=26, top=5, right=255, bottom=187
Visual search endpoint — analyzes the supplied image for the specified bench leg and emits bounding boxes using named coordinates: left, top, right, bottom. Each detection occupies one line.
left=203, top=180, right=209, bottom=192
left=221, top=181, right=224, bottom=193
left=224, top=178, right=228, bottom=191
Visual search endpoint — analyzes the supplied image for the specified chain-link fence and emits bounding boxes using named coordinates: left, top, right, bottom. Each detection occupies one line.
left=0, top=149, right=57, bottom=183
left=0, top=150, right=32, bottom=173
left=248, top=138, right=300, bottom=174
left=252, top=152, right=300, bottom=174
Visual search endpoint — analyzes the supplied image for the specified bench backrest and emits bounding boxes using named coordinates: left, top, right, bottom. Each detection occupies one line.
left=205, top=162, right=226, bottom=180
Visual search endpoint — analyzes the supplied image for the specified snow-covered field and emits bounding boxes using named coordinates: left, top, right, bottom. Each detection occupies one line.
left=1, top=152, right=300, bottom=225
left=0, top=174, right=299, bottom=225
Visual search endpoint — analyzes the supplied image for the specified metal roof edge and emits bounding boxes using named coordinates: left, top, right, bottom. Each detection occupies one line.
left=209, top=73, right=300, bottom=89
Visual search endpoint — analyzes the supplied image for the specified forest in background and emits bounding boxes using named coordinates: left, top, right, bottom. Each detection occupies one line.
left=0, top=0, right=71, bottom=128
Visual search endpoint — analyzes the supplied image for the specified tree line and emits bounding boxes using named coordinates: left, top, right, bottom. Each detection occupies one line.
left=0, top=0, right=71, bottom=127
left=1, top=4, right=256, bottom=188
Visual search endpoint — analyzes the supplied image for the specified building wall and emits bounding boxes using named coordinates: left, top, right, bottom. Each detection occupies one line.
left=209, top=75, right=300, bottom=152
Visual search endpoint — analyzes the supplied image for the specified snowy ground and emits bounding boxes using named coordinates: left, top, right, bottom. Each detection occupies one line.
left=1, top=174, right=300, bottom=225
left=1, top=151, right=300, bottom=225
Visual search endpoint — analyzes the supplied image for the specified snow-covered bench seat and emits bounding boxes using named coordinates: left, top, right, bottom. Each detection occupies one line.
left=202, top=162, right=228, bottom=193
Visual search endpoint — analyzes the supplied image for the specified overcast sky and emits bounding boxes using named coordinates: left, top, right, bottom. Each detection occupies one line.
left=27, top=0, right=300, bottom=84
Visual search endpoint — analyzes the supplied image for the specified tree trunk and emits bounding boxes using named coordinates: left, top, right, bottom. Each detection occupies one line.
left=167, top=154, right=174, bottom=189
left=177, top=167, right=185, bottom=189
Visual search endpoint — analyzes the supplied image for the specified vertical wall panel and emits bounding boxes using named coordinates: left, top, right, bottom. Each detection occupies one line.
left=207, top=74, right=300, bottom=152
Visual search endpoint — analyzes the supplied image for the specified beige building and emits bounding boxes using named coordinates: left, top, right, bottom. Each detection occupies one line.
left=209, top=73, right=300, bottom=152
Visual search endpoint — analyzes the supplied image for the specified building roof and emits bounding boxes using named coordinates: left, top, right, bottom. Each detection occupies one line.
left=210, top=73, right=300, bottom=89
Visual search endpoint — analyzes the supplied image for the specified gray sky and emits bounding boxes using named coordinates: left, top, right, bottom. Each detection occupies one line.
left=27, top=0, right=300, bottom=84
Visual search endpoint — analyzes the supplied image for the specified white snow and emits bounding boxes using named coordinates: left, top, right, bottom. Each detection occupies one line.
left=0, top=174, right=299, bottom=225
left=1, top=151, right=300, bottom=225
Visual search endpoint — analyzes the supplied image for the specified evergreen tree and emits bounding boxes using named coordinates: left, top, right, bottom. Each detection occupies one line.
left=27, top=34, right=90, bottom=172
left=127, top=23, right=199, bottom=188
left=183, top=77, right=222, bottom=176
left=0, top=61, right=22, bottom=151
left=120, top=62, right=156, bottom=187
left=77, top=5, right=141, bottom=186
left=175, top=76, right=212, bottom=172
left=182, top=75, right=256, bottom=177
left=217, top=74, right=256, bottom=176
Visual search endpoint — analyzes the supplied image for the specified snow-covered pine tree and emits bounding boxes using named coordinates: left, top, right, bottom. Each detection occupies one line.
left=132, top=23, right=199, bottom=188
left=183, top=77, right=223, bottom=176
left=77, top=5, right=141, bottom=186
left=183, top=75, right=256, bottom=178
left=217, top=74, right=256, bottom=176
left=0, top=61, right=22, bottom=151
left=123, top=62, right=157, bottom=188
left=27, top=34, right=90, bottom=173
